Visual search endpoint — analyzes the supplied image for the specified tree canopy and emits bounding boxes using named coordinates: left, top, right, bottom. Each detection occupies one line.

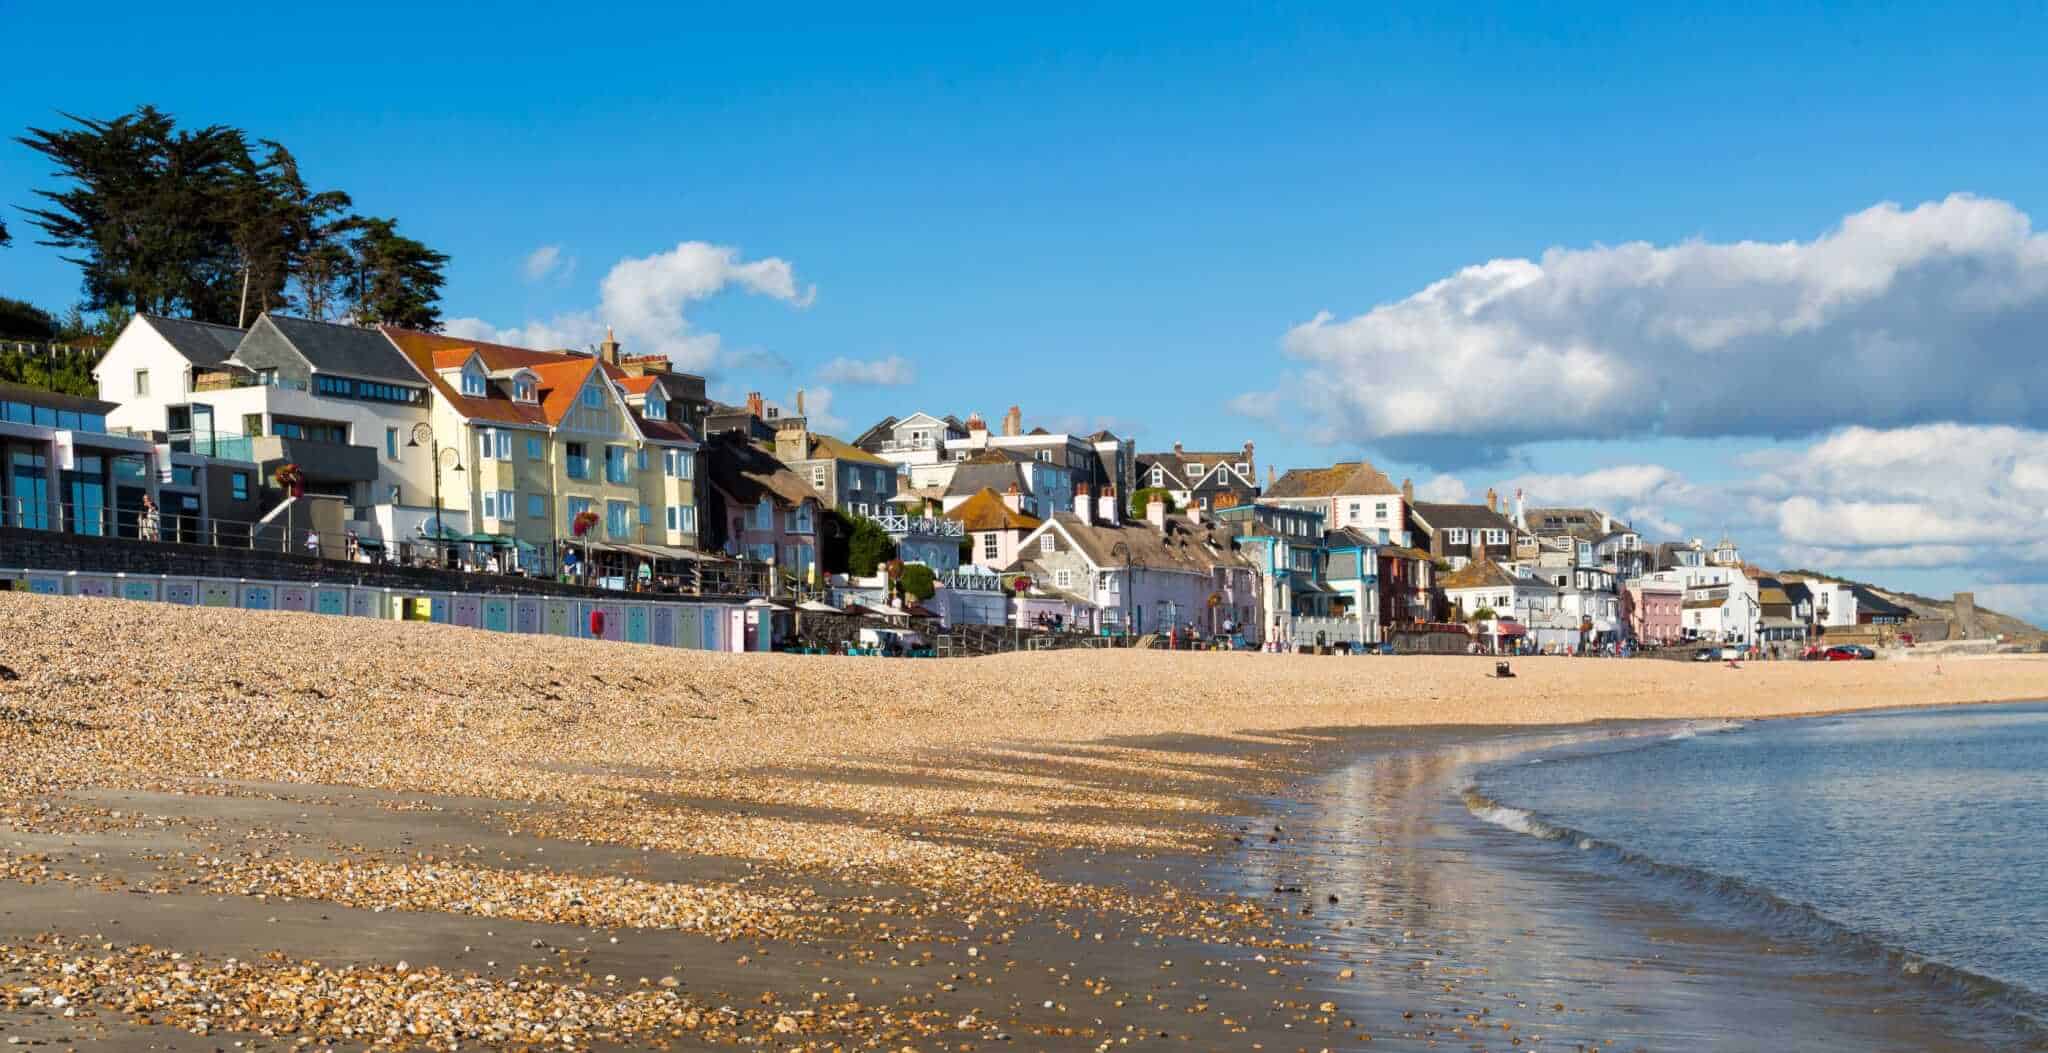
left=846, top=515, right=898, bottom=577
left=1129, top=486, right=1178, bottom=518
left=14, top=106, right=445, bottom=329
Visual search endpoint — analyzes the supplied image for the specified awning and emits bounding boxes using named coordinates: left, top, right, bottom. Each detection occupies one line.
left=355, top=537, right=386, bottom=550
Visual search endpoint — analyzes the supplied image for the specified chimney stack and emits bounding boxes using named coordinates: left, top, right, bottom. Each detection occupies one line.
left=1002, top=483, right=1023, bottom=513
left=1172, top=441, right=1184, bottom=456
left=1002, top=405, right=1022, bottom=438
left=1267, top=465, right=1276, bottom=487
left=598, top=326, right=621, bottom=366
left=1486, top=487, right=1498, bottom=513
left=746, top=392, right=764, bottom=419
left=1514, top=488, right=1527, bottom=531
left=1098, top=486, right=1119, bottom=526
left=1073, top=482, right=1093, bottom=525
left=1401, top=477, right=1414, bottom=503
left=1146, top=493, right=1169, bottom=532
left=795, top=389, right=806, bottom=416
left=966, top=412, right=988, bottom=437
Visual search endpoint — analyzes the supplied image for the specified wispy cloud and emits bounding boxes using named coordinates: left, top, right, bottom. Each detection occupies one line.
left=817, top=354, right=916, bottom=387
left=521, top=244, right=571, bottom=283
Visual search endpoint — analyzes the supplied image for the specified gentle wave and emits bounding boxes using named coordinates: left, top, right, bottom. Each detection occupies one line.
left=1461, top=786, right=2048, bottom=1038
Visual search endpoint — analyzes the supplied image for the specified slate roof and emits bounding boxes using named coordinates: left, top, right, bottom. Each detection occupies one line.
left=257, top=314, right=422, bottom=383
left=944, top=448, right=1030, bottom=497
left=1409, top=501, right=1518, bottom=534
left=1324, top=527, right=1381, bottom=549
left=794, top=432, right=892, bottom=466
left=1524, top=506, right=1613, bottom=540
left=946, top=488, right=1043, bottom=532
left=1138, top=449, right=1256, bottom=492
left=1264, top=461, right=1399, bottom=499
left=1851, top=587, right=1914, bottom=618
left=139, top=315, right=244, bottom=367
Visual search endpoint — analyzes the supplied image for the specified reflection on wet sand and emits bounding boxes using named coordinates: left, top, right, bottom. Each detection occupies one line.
left=1210, top=725, right=1993, bottom=1052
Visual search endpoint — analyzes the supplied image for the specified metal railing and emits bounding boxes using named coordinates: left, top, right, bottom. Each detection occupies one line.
left=874, top=513, right=963, bottom=537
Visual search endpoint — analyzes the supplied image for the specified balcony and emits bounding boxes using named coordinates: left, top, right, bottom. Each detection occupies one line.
left=249, top=435, right=379, bottom=482
left=878, top=436, right=941, bottom=453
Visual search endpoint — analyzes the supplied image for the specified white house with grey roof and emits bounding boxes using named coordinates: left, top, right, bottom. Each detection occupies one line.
left=97, top=312, right=436, bottom=543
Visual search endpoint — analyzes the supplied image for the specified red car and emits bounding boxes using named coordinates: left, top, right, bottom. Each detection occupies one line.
left=1824, top=645, right=1875, bottom=661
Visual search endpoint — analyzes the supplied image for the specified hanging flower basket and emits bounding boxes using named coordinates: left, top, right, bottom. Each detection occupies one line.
left=272, top=462, right=306, bottom=499
left=884, top=558, right=905, bottom=581
left=1207, top=591, right=1224, bottom=608
left=572, top=510, right=601, bottom=538
left=1009, top=575, right=1033, bottom=595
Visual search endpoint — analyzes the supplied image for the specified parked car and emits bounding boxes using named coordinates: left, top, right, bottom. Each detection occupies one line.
left=1693, top=646, right=1720, bottom=662
left=1824, top=644, right=1875, bottom=661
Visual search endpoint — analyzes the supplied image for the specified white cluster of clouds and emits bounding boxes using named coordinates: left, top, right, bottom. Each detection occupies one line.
left=520, top=244, right=572, bottom=283
left=1241, top=194, right=2048, bottom=465
left=1496, top=424, right=2048, bottom=621
left=446, top=241, right=814, bottom=373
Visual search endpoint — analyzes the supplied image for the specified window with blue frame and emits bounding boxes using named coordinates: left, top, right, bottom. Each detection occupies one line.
left=231, top=472, right=250, bottom=501
left=604, top=445, right=629, bottom=484
left=565, top=496, right=591, bottom=531
left=580, top=384, right=603, bottom=410
left=565, top=443, right=589, bottom=479
left=527, top=494, right=545, bottom=519
left=606, top=500, right=630, bottom=538
left=527, top=436, right=544, bottom=460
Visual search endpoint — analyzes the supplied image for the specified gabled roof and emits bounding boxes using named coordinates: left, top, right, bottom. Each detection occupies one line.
left=255, top=314, right=421, bottom=383
left=947, top=488, right=1043, bottom=532
left=1525, top=506, right=1616, bottom=540
left=382, top=327, right=550, bottom=428
left=138, top=314, right=244, bottom=367
left=1325, top=527, right=1381, bottom=549
left=528, top=358, right=605, bottom=426
left=1138, top=449, right=1256, bottom=492
left=1264, top=461, right=1398, bottom=499
left=1410, top=501, right=1518, bottom=534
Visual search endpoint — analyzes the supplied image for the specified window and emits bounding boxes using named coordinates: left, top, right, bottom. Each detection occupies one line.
left=1185, top=463, right=1202, bottom=477
left=527, top=437, right=544, bottom=461
left=1485, top=529, right=1507, bottom=546
left=1375, top=501, right=1389, bottom=518
left=811, top=466, right=827, bottom=488
left=1149, top=466, right=1164, bottom=486
left=677, top=506, right=696, bottom=533
left=500, top=491, right=516, bottom=519
left=645, top=392, right=667, bottom=420
left=565, top=442, right=589, bottom=479
left=386, top=427, right=399, bottom=461
left=982, top=533, right=999, bottom=559
left=496, top=430, right=512, bottom=459
left=566, top=496, right=591, bottom=531
left=527, top=494, right=545, bottom=519
left=231, top=472, right=249, bottom=501
left=1446, top=528, right=1468, bottom=545
left=580, top=384, right=603, bottom=409
left=1040, top=535, right=1055, bottom=554
left=514, top=377, right=537, bottom=403
left=1035, top=450, right=1051, bottom=463
left=791, top=504, right=814, bottom=534
left=663, top=449, right=694, bottom=478
left=753, top=499, right=774, bottom=531
left=639, top=504, right=651, bottom=525
left=606, top=500, right=630, bottom=538
left=460, top=369, right=487, bottom=397
left=604, top=445, right=629, bottom=484
left=1055, top=569, right=1073, bottom=588
left=1235, top=461, right=1248, bottom=476
left=667, top=506, right=679, bottom=530
left=483, top=491, right=497, bottom=519
left=134, top=370, right=150, bottom=397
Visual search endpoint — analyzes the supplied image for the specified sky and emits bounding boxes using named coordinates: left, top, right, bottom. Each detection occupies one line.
left=3, top=3, right=2046, bottom=620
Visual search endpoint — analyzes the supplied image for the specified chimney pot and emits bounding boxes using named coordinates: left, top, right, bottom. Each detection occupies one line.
left=1172, top=441, right=1183, bottom=456
left=1146, top=493, right=1168, bottom=532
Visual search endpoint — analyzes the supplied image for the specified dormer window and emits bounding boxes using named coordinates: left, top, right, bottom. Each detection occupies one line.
left=513, top=376, right=537, bottom=403
left=645, top=392, right=667, bottom=420
left=460, top=364, right=487, bottom=397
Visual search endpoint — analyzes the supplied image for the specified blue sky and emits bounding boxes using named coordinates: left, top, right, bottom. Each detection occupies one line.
left=4, top=4, right=2047, bottom=618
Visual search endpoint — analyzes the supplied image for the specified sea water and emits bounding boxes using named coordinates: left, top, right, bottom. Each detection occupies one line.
left=1473, top=702, right=2048, bottom=1041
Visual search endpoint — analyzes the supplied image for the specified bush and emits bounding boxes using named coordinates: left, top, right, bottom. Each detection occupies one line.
left=846, top=514, right=897, bottom=576
left=898, top=563, right=936, bottom=602
left=1128, top=486, right=1178, bottom=519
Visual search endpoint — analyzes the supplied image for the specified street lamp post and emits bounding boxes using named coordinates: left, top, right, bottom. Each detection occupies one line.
left=1111, top=540, right=1134, bottom=639
left=408, top=423, right=464, bottom=567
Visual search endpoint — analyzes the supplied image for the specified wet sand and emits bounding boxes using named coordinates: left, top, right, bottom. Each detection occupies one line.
left=2, top=592, right=2044, bottom=1049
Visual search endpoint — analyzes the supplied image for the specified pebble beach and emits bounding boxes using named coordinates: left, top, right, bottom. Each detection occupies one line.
left=3, top=590, right=2044, bottom=1051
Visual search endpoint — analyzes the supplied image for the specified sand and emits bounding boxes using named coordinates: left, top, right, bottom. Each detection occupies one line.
left=1, top=590, right=2042, bottom=1050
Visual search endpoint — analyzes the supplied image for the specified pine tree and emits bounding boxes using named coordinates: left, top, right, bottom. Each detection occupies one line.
left=345, top=217, right=448, bottom=330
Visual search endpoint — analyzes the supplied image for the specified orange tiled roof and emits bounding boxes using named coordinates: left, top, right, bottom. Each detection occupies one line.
left=381, top=327, right=552, bottom=428
left=947, top=488, right=1043, bottom=532
left=530, top=358, right=602, bottom=427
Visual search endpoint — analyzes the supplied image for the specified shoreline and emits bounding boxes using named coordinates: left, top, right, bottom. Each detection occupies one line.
left=4, top=591, right=2046, bottom=1049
